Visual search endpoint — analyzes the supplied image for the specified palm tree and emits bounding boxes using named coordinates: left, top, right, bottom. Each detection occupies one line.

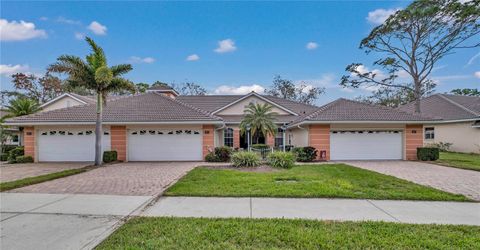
left=240, top=103, right=278, bottom=144
left=4, top=98, right=41, bottom=117
left=2, top=98, right=41, bottom=150
left=49, top=37, right=134, bottom=166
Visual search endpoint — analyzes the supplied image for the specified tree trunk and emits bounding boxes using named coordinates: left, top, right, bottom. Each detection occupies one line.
left=413, top=78, right=421, bottom=114
left=94, top=94, right=103, bottom=166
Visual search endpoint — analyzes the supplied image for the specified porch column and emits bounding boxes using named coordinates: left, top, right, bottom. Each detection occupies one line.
left=266, top=134, right=275, bottom=147
left=233, top=128, right=240, bottom=149
left=405, top=124, right=423, bottom=160
left=308, top=124, right=330, bottom=161
left=23, top=127, right=36, bottom=162
left=203, top=125, right=215, bottom=158
left=111, top=126, right=127, bottom=161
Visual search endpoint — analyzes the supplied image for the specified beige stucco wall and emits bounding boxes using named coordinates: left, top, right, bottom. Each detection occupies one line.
left=217, top=96, right=290, bottom=115
left=287, top=128, right=309, bottom=147
left=41, top=96, right=85, bottom=112
left=423, top=122, right=480, bottom=153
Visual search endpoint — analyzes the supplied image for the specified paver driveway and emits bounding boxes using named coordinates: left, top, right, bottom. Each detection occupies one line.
left=343, top=161, right=480, bottom=201
left=0, top=163, right=89, bottom=182
left=9, top=162, right=199, bottom=196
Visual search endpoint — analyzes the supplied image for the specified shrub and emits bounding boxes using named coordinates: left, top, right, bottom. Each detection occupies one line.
left=425, top=142, right=453, bottom=152
left=231, top=151, right=261, bottom=167
left=8, top=146, right=24, bottom=163
left=251, top=144, right=269, bottom=149
left=293, top=146, right=318, bottom=162
left=15, top=156, right=34, bottom=163
left=214, top=146, right=233, bottom=162
left=267, top=151, right=296, bottom=169
left=1, top=145, right=17, bottom=154
left=103, top=151, right=118, bottom=163
left=417, top=147, right=440, bottom=161
left=205, top=152, right=220, bottom=162
left=1, top=153, right=8, bottom=161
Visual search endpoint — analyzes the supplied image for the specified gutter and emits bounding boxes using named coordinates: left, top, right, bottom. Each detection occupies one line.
left=3, top=120, right=225, bottom=126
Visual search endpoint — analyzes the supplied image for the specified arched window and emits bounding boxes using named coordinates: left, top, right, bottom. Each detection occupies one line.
left=224, top=128, right=234, bottom=147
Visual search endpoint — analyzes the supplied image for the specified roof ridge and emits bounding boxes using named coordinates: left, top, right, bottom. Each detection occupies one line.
left=151, top=92, right=222, bottom=121
left=437, top=94, right=480, bottom=116
left=302, top=98, right=344, bottom=121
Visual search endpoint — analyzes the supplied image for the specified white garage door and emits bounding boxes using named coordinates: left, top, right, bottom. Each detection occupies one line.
left=128, top=128, right=202, bottom=161
left=38, top=129, right=111, bottom=162
left=330, top=130, right=403, bottom=160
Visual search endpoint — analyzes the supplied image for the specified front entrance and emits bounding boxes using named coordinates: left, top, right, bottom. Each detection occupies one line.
left=239, top=132, right=265, bottom=149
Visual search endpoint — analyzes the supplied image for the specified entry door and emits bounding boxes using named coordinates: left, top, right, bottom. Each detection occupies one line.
left=330, top=130, right=402, bottom=160
left=128, top=128, right=202, bottom=161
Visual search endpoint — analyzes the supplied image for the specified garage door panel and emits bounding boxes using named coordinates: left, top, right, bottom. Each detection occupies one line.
left=128, top=129, right=202, bottom=161
left=38, top=129, right=111, bottom=162
left=330, top=131, right=402, bottom=160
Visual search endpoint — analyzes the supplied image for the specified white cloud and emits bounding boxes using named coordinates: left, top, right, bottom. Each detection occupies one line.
left=128, top=56, right=155, bottom=64
left=214, top=39, right=237, bottom=53
left=306, top=42, right=318, bottom=50
left=87, top=21, right=107, bottom=35
left=0, top=19, right=47, bottom=41
left=0, top=64, right=30, bottom=76
left=186, top=54, right=200, bottom=61
left=56, top=16, right=81, bottom=25
left=474, top=71, right=480, bottom=79
left=214, top=84, right=265, bottom=95
left=74, top=32, right=85, bottom=40
left=366, top=8, right=400, bottom=25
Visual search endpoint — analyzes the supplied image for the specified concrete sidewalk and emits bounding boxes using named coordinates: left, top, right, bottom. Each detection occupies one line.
left=1, top=193, right=152, bottom=250
left=144, top=197, right=480, bottom=225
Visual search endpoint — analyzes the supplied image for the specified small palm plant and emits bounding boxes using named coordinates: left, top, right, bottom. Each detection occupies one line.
left=49, top=37, right=134, bottom=166
left=4, top=98, right=41, bottom=117
left=240, top=103, right=278, bottom=145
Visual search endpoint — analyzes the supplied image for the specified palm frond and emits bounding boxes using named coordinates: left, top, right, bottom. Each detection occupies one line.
left=85, top=37, right=107, bottom=69
left=110, top=64, right=133, bottom=77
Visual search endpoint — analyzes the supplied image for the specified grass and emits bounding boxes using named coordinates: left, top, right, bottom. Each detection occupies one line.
left=96, top=217, right=480, bottom=250
left=0, top=168, right=88, bottom=191
left=165, top=164, right=469, bottom=201
left=435, top=152, right=480, bottom=171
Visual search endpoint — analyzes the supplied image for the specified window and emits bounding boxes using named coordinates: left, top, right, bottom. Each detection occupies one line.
left=12, top=135, right=19, bottom=142
left=425, top=127, right=435, bottom=140
left=275, top=128, right=284, bottom=148
left=224, top=128, right=234, bottom=147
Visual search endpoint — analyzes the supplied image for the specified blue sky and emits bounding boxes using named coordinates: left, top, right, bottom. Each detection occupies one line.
left=1, top=1, right=479, bottom=105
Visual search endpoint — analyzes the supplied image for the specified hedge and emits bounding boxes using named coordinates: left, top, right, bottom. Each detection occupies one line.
left=417, top=147, right=439, bottom=161
left=103, top=151, right=118, bottom=163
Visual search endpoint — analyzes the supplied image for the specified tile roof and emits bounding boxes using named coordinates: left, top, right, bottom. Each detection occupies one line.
left=397, top=94, right=480, bottom=120
left=291, top=98, right=433, bottom=125
left=176, top=95, right=319, bottom=115
left=6, top=92, right=222, bottom=123
left=219, top=115, right=298, bottom=124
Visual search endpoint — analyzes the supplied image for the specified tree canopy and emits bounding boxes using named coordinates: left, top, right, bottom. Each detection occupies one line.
left=265, top=75, right=325, bottom=105
left=341, top=0, right=479, bottom=113
left=449, top=88, right=480, bottom=96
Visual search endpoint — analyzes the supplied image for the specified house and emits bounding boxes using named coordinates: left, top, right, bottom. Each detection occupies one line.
left=0, top=109, right=20, bottom=147
left=398, top=94, right=480, bottom=153
left=5, top=86, right=434, bottom=162
left=40, top=93, right=123, bottom=112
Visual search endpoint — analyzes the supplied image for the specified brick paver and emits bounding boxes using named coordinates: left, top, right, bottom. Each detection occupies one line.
left=9, top=162, right=201, bottom=196
left=343, top=161, right=480, bottom=201
left=1, top=163, right=89, bottom=182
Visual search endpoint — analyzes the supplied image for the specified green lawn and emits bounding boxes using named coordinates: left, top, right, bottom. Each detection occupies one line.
left=96, top=217, right=480, bottom=250
left=436, top=152, right=480, bottom=171
left=0, top=168, right=88, bottom=191
left=165, top=164, right=468, bottom=201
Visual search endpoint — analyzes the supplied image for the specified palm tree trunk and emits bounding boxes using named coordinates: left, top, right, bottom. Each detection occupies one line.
left=94, top=94, right=103, bottom=166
